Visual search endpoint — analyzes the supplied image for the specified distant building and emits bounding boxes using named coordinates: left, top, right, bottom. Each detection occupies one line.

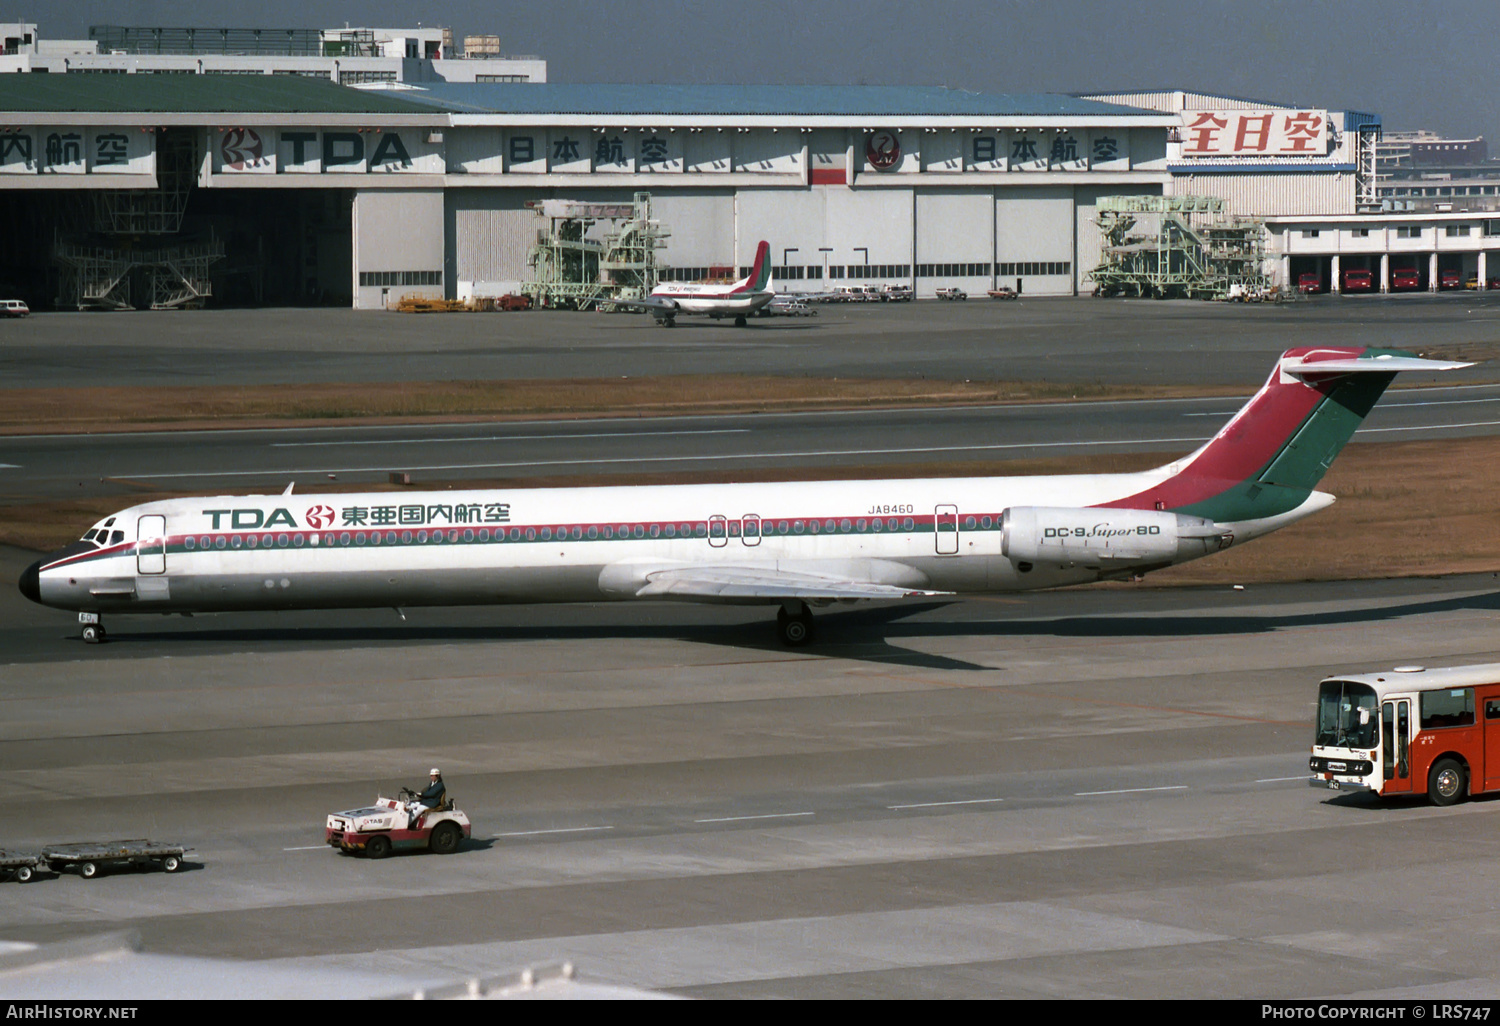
left=0, top=22, right=545, bottom=84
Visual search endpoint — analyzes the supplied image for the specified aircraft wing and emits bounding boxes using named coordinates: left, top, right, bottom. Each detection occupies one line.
left=607, top=295, right=678, bottom=313
left=633, top=564, right=949, bottom=601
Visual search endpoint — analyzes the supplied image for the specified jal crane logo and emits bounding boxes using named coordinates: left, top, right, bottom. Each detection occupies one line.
left=305, top=505, right=336, bottom=529
left=866, top=130, right=901, bottom=171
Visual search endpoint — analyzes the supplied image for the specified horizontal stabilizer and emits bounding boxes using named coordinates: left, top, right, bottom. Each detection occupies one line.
left=635, top=565, right=948, bottom=601
left=1280, top=353, right=1473, bottom=378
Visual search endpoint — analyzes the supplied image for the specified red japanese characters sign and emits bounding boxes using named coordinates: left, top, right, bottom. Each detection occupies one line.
left=1179, top=110, right=1329, bottom=157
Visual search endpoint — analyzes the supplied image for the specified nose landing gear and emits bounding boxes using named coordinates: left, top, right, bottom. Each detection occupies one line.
left=776, top=601, right=815, bottom=647
left=79, top=612, right=106, bottom=644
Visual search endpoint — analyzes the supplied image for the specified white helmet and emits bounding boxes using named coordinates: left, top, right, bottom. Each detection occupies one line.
left=430, top=768, right=441, bottom=776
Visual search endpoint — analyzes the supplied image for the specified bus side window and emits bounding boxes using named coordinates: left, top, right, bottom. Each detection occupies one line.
left=1487, top=699, right=1500, bottom=720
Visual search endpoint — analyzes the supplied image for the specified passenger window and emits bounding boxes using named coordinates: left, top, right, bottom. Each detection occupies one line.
left=1420, top=688, right=1475, bottom=729
left=1486, top=699, right=1500, bottom=720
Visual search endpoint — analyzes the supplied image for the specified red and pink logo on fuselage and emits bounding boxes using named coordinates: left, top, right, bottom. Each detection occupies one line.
left=305, top=505, right=336, bottom=529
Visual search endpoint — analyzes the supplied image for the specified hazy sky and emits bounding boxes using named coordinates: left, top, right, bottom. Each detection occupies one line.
left=39, top=1, right=1500, bottom=142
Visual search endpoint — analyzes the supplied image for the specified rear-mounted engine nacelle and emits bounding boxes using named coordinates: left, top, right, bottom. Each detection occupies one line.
left=1000, top=506, right=1232, bottom=566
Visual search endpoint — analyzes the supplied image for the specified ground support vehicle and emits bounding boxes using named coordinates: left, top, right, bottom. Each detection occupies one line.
left=987, top=287, right=1019, bottom=300
left=0, top=850, right=42, bottom=883
left=1310, top=663, right=1500, bottom=806
left=1296, top=272, right=1322, bottom=294
left=882, top=285, right=913, bottom=302
left=1341, top=269, right=1374, bottom=293
left=497, top=293, right=532, bottom=311
left=1440, top=269, right=1463, bottom=290
left=935, top=287, right=967, bottom=300
left=42, top=840, right=189, bottom=879
left=0, top=299, right=28, bottom=317
left=326, top=791, right=471, bottom=858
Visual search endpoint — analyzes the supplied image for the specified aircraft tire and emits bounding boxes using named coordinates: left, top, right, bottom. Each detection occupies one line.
left=82, top=624, right=103, bottom=644
left=734, top=315, right=747, bottom=327
left=776, top=607, right=814, bottom=647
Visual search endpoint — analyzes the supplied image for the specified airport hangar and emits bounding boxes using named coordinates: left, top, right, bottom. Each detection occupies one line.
left=0, top=76, right=1414, bottom=308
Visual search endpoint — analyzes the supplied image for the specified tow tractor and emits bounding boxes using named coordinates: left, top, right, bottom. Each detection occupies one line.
left=326, top=788, right=471, bottom=859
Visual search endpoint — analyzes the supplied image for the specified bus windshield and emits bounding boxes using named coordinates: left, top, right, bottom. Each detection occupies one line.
left=1315, top=680, right=1379, bottom=749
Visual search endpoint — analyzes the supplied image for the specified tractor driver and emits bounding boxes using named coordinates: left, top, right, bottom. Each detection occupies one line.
left=406, top=768, right=446, bottom=827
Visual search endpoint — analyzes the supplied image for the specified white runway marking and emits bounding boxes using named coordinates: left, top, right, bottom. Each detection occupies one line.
left=283, top=845, right=328, bottom=851
left=1255, top=776, right=1309, bottom=783
left=1074, top=785, right=1188, bottom=796
left=1358, top=419, right=1500, bottom=433
left=493, top=826, right=615, bottom=838
left=694, top=812, right=815, bottom=824
left=271, top=429, right=750, bottom=448
left=887, top=798, right=1005, bottom=810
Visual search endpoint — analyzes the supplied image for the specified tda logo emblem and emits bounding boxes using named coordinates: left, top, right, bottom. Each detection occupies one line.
left=305, top=505, right=336, bottom=529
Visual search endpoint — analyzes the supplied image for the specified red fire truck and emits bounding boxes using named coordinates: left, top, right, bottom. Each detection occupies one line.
left=1310, top=663, right=1500, bottom=806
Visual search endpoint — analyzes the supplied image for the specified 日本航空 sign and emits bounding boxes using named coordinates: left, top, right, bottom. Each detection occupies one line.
left=1179, top=109, right=1329, bottom=157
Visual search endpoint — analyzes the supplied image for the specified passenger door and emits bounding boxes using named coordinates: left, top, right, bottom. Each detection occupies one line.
left=1382, top=699, right=1413, bottom=795
left=1484, top=697, right=1500, bottom=791
left=934, top=505, right=959, bottom=555
left=137, top=515, right=166, bottom=575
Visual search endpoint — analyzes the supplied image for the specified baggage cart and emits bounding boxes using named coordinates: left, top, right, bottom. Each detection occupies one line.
left=42, top=840, right=191, bottom=880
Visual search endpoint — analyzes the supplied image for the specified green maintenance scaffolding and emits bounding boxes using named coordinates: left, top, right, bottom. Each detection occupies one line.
left=521, top=192, right=669, bottom=310
left=1089, top=195, right=1273, bottom=301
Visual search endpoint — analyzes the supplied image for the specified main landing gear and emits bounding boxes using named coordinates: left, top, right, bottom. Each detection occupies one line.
left=79, top=612, right=106, bottom=644
left=734, top=315, right=747, bottom=327
left=776, top=601, right=815, bottom=647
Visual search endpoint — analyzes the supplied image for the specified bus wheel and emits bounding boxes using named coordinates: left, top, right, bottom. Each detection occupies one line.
left=1428, top=758, right=1467, bottom=807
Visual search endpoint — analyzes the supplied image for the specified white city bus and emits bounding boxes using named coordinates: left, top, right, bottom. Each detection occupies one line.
left=1310, top=663, right=1500, bottom=806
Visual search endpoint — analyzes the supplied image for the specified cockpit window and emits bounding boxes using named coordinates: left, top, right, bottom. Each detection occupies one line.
left=104, top=517, right=115, bottom=527
left=109, top=530, right=125, bottom=545
left=82, top=529, right=98, bottom=542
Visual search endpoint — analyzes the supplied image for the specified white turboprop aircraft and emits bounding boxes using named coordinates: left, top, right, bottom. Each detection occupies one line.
left=19, top=347, right=1468, bottom=646
left=625, top=240, right=776, bottom=327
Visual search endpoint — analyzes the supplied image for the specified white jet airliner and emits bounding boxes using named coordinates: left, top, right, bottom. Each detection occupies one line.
left=19, top=347, right=1468, bottom=646
left=625, top=240, right=775, bottom=327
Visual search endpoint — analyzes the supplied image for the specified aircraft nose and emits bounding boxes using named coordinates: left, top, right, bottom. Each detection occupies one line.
left=18, top=558, right=41, bottom=604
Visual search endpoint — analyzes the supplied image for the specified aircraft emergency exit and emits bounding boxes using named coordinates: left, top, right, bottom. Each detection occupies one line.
left=18, top=347, right=1469, bottom=646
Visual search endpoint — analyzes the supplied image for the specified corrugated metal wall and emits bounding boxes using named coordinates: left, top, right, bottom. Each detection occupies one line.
left=1170, top=172, right=1353, bottom=217
left=447, top=189, right=538, bottom=288
left=1083, top=91, right=1291, bottom=112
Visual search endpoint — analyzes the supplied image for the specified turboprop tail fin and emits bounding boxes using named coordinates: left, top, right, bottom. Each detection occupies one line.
left=1106, top=347, right=1472, bottom=522
left=736, top=240, right=771, bottom=293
